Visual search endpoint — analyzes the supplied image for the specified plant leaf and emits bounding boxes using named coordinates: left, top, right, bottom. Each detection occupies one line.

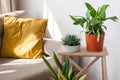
left=73, top=18, right=86, bottom=27
left=68, top=66, right=73, bottom=79
left=62, top=56, right=70, bottom=79
left=85, top=3, right=96, bottom=17
left=69, top=15, right=78, bottom=21
left=68, top=66, right=76, bottom=80
left=91, top=18, right=103, bottom=26
left=70, top=70, right=76, bottom=80
left=98, top=4, right=109, bottom=20
left=59, top=72, right=67, bottom=80
left=79, top=75, right=87, bottom=80
left=53, top=52, right=63, bottom=71
left=86, top=10, right=91, bottom=19
left=106, top=16, right=118, bottom=22
left=70, top=15, right=86, bottom=27
left=97, top=29, right=100, bottom=42
left=101, top=25, right=107, bottom=30
left=42, top=57, right=58, bottom=80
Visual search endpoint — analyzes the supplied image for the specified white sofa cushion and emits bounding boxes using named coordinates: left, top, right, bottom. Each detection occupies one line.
left=0, top=10, right=25, bottom=18
left=0, top=57, right=55, bottom=80
left=0, top=39, right=61, bottom=80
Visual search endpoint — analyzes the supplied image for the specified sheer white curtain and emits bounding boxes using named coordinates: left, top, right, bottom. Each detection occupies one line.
left=0, top=0, right=11, bottom=13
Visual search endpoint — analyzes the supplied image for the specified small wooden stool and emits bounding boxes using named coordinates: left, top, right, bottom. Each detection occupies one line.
left=58, top=46, right=108, bottom=80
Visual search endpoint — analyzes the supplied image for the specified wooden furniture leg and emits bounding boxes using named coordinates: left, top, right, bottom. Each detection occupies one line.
left=101, top=56, right=107, bottom=80
left=76, top=57, right=100, bottom=79
left=69, top=58, right=92, bottom=80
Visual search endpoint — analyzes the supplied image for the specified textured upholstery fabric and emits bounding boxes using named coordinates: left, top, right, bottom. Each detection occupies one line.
left=44, top=38, right=61, bottom=56
left=1, top=16, right=47, bottom=58
left=0, top=57, right=56, bottom=80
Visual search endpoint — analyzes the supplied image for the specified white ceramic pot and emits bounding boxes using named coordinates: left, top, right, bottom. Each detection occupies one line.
left=61, top=45, right=80, bottom=52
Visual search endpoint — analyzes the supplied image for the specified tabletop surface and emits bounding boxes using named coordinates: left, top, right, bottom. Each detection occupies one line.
left=58, top=46, right=108, bottom=57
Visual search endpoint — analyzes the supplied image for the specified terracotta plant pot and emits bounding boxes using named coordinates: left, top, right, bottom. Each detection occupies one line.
left=85, top=33, right=104, bottom=52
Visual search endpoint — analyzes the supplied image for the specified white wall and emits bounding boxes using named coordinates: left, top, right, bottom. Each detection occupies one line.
left=16, top=0, right=120, bottom=79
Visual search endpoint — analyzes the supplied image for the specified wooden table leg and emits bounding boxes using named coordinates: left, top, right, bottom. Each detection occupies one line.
left=101, top=56, right=107, bottom=80
left=76, top=57, right=100, bottom=79
left=69, top=58, right=92, bottom=80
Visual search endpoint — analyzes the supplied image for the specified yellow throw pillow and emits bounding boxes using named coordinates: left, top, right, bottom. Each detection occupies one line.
left=1, top=16, right=47, bottom=58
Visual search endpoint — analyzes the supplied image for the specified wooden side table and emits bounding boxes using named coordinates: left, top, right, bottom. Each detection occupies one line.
left=58, top=46, right=108, bottom=80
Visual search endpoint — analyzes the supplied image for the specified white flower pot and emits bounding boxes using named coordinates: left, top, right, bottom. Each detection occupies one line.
left=61, top=45, right=80, bottom=52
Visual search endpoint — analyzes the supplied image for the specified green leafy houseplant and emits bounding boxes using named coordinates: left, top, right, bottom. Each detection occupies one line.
left=62, top=34, right=80, bottom=46
left=70, top=2, right=118, bottom=41
left=42, top=52, right=86, bottom=80
left=70, top=2, right=118, bottom=52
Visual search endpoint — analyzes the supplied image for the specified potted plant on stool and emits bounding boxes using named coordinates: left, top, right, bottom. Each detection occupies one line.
left=61, top=34, right=81, bottom=52
left=70, top=2, right=118, bottom=52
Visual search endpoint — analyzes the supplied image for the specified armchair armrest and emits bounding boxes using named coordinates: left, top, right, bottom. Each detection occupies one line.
left=43, top=38, right=61, bottom=56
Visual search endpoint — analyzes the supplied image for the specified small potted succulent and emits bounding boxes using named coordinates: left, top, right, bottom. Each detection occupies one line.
left=70, top=2, right=118, bottom=52
left=61, top=34, right=81, bottom=52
